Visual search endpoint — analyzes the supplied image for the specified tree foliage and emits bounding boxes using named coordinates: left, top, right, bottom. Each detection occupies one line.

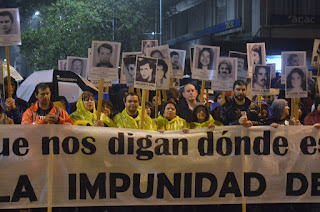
left=20, top=0, right=156, bottom=71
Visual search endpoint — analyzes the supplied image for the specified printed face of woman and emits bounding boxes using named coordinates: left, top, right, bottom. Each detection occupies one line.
left=219, top=63, right=230, bottom=77
left=251, top=51, right=260, bottom=64
left=291, top=72, right=302, bottom=88
left=200, top=50, right=210, bottom=67
left=157, top=65, right=165, bottom=79
left=163, top=103, right=176, bottom=120
left=140, top=63, right=152, bottom=81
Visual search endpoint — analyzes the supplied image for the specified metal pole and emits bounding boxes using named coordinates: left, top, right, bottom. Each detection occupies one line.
left=159, top=0, right=162, bottom=45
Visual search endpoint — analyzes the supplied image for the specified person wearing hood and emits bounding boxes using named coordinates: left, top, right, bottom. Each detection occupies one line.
left=190, top=103, right=219, bottom=129
left=113, top=92, right=157, bottom=130
left=70, top=91, right=115, bottom=127
left=154, top=101, right=189, bottom=132
left=0, top=76, right=28, bottom=124
left=269, top=99, right=300, bottom=128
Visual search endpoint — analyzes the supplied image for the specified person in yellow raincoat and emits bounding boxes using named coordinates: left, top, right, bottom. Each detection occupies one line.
left=70, top=91, right=116, bottom=127
left=190, top=103, right=222, bottom=129
left=113, top=93, right=157, bottom=130
left=154, top=101, right=189, bottom=132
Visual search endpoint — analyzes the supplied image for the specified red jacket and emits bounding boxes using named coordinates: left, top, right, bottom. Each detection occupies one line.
left=21, top=101, right=72, bottom=125
left=303, top=109, right=320, bottom=125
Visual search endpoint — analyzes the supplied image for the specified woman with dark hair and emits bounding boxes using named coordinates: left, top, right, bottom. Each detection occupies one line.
left=286, top=68, right=306, bottom=92
left=145, top=101, right=154, bottom=118
left=156, top=59, right=169, bottom=85
left=150, top=49, right=164, bottom=59
left=251, top=44, right=262, bottom=65
left=217, top=60, right=233, bottom=81
left=198, top=48, right=214, bottom=70
left=153, top=101, right=189, bottom=132
left=190, top=104, right=216, bottom=129
left=70, top=91, right=115, bottom=127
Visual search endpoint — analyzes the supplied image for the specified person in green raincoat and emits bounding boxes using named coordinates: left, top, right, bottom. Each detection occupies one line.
left=70, top=91, right=116, bottom=127
left=154, top=101, right=189, bottom=132
left=190, top=103, right=221, bottom=129
left=113, top=92, right=157, bottom=130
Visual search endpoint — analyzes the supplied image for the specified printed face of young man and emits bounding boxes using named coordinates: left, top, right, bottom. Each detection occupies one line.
left=140, top=63, right=152, bottom=81
left=98, top=47, right=112, bottom=64
left=0, top=15, right=12, bottom=34
left=238, top=58, right=245, bottom=70
left=255, top=67, right=268, bottom=87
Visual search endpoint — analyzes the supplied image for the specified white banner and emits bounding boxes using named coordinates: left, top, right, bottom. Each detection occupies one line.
left=0, top=125, right=320, bottom=209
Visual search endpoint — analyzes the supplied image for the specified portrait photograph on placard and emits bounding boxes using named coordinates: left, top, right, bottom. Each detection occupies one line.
left=0, top=8, right=21, bottom=46
left=134, top=56, right=157, bottom=90
left=311, top=39, right=320, bottom=67
left=169, top=49, right=186, bottom=79
left=171, top=78, right=180, bottom=89
left=192, top=45, right=220, bottom=80
left=247, top=43, right=266, bottom=76
left=66, top=56, right=88, bottom=78
left=281, top=51, right=306, bottom=83
left=141, top=40, right=158, bottom=56
left=89, top=41, right=121, bottom=81
left=155, top=59, right=170, bottom=90
left=229, top=51, right=248, bottom=81
left=285, top=66, right=308, bottom=98
left=58, top=60, right=67, bottom=71
left=120, top=52, right=141, bottom=86
left=251, top=65, right=271, bottom=95
left=216, top=58, right=237, bottom=82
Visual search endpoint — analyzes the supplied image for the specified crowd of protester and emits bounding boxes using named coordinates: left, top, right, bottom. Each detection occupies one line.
left=2, top=76, right=320, bottom=131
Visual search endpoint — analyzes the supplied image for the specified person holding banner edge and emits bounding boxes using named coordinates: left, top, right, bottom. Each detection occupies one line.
left=113, top=92, right=157, bottom=130
left=220, top=80, right=262, bottom=127
left=21, top=83, right=72, bottom=125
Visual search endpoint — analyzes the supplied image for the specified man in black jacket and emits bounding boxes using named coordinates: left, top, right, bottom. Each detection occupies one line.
left=220, top=80, right=261, bottom=127
left=176, top=83, right=198, bottom=122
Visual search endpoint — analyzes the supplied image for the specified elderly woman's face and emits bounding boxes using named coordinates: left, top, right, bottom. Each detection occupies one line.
left=163, top=103, right=176, bottom=120
left=251, top=51, right=260, bottom=64
left=291, top=72, right=302, bottom=88
left=200, top=50, right=210, bottom=67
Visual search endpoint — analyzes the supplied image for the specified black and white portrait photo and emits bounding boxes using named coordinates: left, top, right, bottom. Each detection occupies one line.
left=141, top=40, right=158, bottom=56
left=145, top=44, right=170, bottom=59
left=281, top=51, right=306, bottom=83
left=0, top=8, right=21, bottom=46
left=211, top=58, right=237, bottom=91
left=229, top=51, right=248, bottom=81
left=285, top=66, right=308, bottom=98
left=122, top=55, right=137, bottom=86
left=252, top=65, right=270, bottom=89
left=134, top=56, right=157, bottom=90
left=192, top=45, right=220, bottom=80
left=311, top=39, right=320, bottom=67
left=89, top=41, right=121, bottom=81
left=58, top=60, right=67, bottom=71
left=247, top=43, right=266, bottom=77
left=155, top=59, right=170, bottom=90
left=66, top=56, right=88, bottom=78
left=169, top=49, right=186, bottom=79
